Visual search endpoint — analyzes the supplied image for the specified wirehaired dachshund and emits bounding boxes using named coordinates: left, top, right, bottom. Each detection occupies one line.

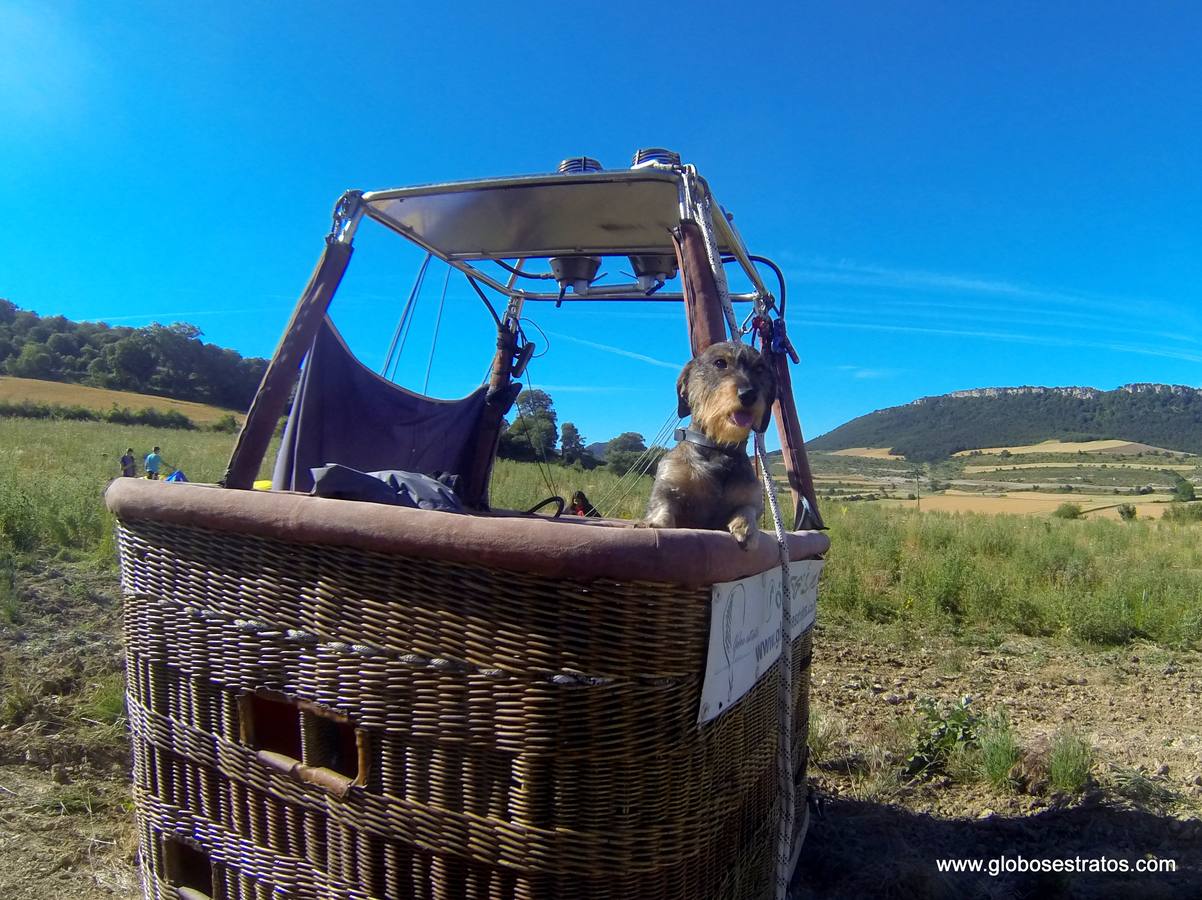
left=644, top=341, right=777, bottom=550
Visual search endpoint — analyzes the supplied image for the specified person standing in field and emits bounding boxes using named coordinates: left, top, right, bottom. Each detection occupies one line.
left=120, top=447, right=137, bottom=477
left=145, top=446, right=166, bottom=480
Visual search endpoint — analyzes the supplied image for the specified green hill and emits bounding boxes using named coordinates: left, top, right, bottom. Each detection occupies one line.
left=809, top=384, right=1202, bottom=461
left=0, top=299, right=266, bottom=410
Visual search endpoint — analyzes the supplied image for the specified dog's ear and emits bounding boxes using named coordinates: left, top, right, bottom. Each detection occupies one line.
left=756, top=357, right=778, bottom=433
left=676, top=360, right=694, bottom=418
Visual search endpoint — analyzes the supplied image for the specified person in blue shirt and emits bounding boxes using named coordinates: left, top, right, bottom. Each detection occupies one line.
left=145, top=446, right=167, bottom=480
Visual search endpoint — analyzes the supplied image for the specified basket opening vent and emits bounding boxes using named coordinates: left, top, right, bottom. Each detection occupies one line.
left=162, top=834, right=218, bottom=899
left=303, top=709, right=359, bottom=780
left=243, top=694, right=302, bottom=760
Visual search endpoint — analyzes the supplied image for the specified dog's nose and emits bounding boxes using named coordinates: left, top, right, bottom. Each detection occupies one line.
left=738, top=387, right=758, bottom=406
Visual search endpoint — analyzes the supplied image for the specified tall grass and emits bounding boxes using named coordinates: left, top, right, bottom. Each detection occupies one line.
left=489, top=459, right=652, bottom=520
left=490, top=459, right=798, bottom=526
left=821, top=503, right=1202, bottom=647
left=0, top=418, right=264, bottom=559
left=4, top=418, right=1200, bottom=651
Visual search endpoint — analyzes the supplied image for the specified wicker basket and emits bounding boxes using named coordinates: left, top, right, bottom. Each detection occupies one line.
left=109, top=480, right=826, bottom=900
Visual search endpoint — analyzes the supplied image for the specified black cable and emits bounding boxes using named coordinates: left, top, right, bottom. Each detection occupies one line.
left=723, top=254, right=788, bottom=318
left=494, top=259, right=556, bottom=280
left=517, top=316, right=550, bottom=359
left=465, top=276, right=502, bottom=328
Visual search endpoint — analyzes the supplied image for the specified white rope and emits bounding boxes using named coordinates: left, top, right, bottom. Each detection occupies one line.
left=692, top=183, right=741, bottom=341
left=755, top=431, right=796, bottom=900
left=590, top=408, right=679, bottom=518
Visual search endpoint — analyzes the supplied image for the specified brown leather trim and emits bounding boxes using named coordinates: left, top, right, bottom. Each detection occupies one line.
left=673, top=222, right=729, bottom=355
left=106, top=479, right=828, bottom=587
left=770, top=350, right=824, bottom=529
left=223, top=240, right=354, bottom=490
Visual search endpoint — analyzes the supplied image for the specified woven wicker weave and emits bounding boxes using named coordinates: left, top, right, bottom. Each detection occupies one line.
left=113, top=489, right=818, bottom=900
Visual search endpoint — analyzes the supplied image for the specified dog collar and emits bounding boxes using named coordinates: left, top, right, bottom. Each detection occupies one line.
left=674, top=427, right=744, bottom=453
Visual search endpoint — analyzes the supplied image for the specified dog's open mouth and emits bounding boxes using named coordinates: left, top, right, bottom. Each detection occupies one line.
left=729, top=410, right=755, bottom=429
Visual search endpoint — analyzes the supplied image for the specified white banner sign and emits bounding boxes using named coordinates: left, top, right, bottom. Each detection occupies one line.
left=698, top=559, right=823, bottom=725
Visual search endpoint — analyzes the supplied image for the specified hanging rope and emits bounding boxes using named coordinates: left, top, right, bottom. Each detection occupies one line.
left=382, top=252, right=431, bottom=379
left=421, top=265, right=452, bottom=395
left=511, top=357, right=560, bottom=502
left=754, top=431, right=797, bottom=900
left=589, top=407, right=680, bottom=519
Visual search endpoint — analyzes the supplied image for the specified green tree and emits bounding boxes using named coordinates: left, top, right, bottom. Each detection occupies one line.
left=502, top=416, right=558, bottom=461
left=1174, top=476, right=1196, bottom=502
left=605, top=432, right=656, bottom=475
left=105, top=337, right=157, bottom=388
left=5, top=342, right=58, bottom=380
left=498, top=390, right=559, bottom=461
left=560, top=422, right=585, bottom=463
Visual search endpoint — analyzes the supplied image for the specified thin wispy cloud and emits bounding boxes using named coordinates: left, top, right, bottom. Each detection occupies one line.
left=836, top=365, right=905, bottom=380
left=528, top=384, right=649, bottom=394
left=800, top=317, right=1202, bottom=365
left=770, top=257, right=1202, bottom=374
left=805, top=294, right=1201, bottom=349
left=783, top=258, right=1193, bottom=325
left=540, top=329, right=682, bottom=370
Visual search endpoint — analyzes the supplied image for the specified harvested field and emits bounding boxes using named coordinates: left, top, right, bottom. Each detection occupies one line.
left=828, top=447, right=905, bottom=459
left=955, top=439, right=1187, bottom=457
left=874, top=491, right=1164, bottom=516
left=0, top=376, right=239, bottom=426
left=964, top=461, right=1199, bottom=474
left=812, top=475, right=894, bottom=486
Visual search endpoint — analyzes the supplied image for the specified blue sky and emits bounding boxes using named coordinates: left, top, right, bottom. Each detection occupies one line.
left=2, top=2, right=1200, bottom=447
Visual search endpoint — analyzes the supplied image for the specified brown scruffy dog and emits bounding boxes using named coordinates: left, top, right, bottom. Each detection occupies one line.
left=645, top=341, right=777, bottom=550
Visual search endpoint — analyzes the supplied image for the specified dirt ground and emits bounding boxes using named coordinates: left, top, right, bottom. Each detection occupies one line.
left=1, top=566, right=1199, bottom=899
left=0, top=559, right=140, bottom=899
left=794, top=626, right=1202, bottom=898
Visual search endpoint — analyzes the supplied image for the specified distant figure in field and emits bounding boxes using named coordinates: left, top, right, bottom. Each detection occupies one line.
left=145, top=446, right=166, bottom=480
left=120, top=448, right=137, bottom=478
left=569, top=490, right=601, bottom=518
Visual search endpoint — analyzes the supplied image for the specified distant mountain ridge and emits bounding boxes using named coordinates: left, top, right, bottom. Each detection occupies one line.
left=810, top=383, right=1202, bottom=461
left=926, top=383, right=1199, bottom=403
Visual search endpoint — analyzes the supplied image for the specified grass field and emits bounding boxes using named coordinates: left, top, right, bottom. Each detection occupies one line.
left=0, top=414, right=1195, bottom=650
left=2, top=413, right=1201, bottom=896
left=0, top=418, right=272, bottom=556
left=0, top=375, right=241, bottom=425
left=823, top=501, right=1202, bottom=647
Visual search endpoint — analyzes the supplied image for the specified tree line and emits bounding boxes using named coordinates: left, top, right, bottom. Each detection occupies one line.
left=0, top=300, right=267, bottom=411
left=0, top=301, right=662, bottom=468
left=497, top=388, right=666, bottom=475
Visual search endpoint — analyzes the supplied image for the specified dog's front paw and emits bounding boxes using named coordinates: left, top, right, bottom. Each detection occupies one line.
left=728, top=517, right=759, bottom=551
left=643, top=503, right=675, bottom=530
